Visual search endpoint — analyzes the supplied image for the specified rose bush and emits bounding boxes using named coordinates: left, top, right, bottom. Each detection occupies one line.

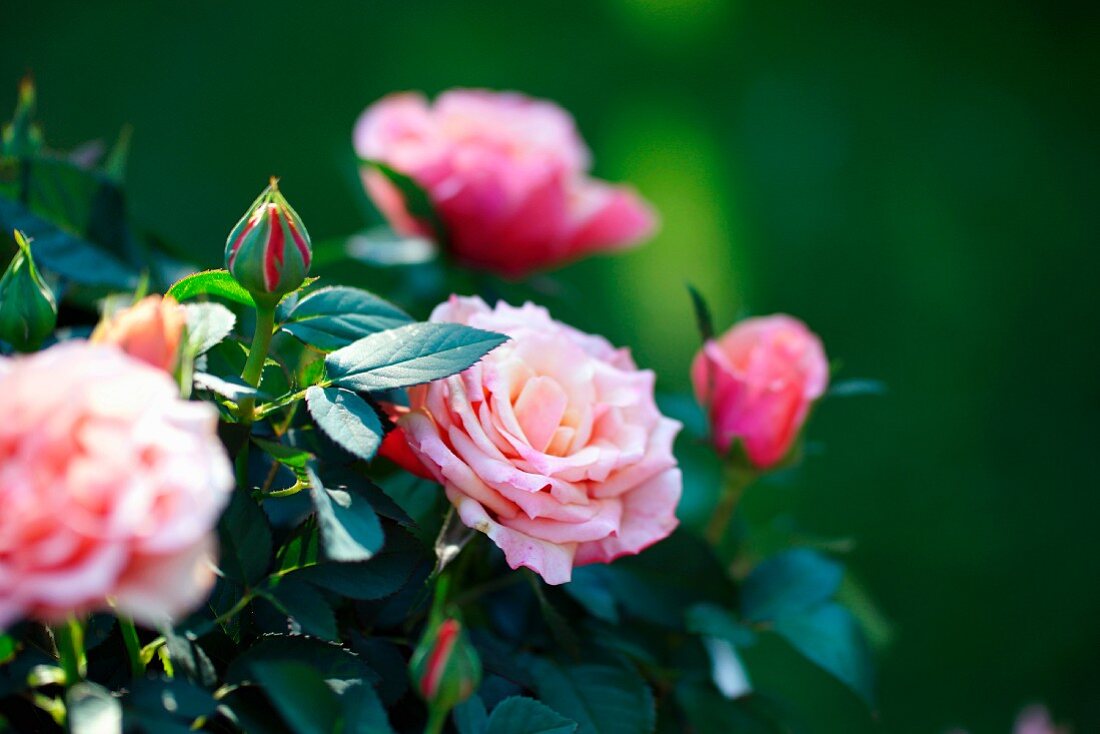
left=355, top=89, right=656, bottom=277
left=0, top=342, right=232, bottom=628
left=386, top=296, right=682, bottom=584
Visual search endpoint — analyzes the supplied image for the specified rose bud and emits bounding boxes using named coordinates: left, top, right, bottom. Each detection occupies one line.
left=409, top=618, right=482, bottom=712
left=91, top=294, right=186, bottom=372
left=692, top=315, right=829, bottom=469
left=2, top=76, right=42, bottom=158
left=354, top=89, right=657, bottom=278
left=0, top=230, right=57, bottom=352
left=225, top=179, right=312, bottom=305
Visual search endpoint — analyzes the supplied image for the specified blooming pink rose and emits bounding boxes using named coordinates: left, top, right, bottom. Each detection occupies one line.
left=0, top=342, right=233, bottom=628
left=354, top=89, right=657, bottom=278
left=91, top=294, right=186, bottom=372
left=388, top=296, right=681, bottom=584
left=691, top=315, right=828, bottom=469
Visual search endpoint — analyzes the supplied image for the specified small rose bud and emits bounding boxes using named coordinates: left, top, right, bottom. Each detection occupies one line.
left=2, top=76, right=43, bottom=158
left=0, top=230, right=57, bottom=352
left=91, top=294, right=186, bottom=372
left=225, top=179, right=312, bottom=306
left=691, top=314, right=828, bottom=469
left=409, top=618, right=482, bottom=712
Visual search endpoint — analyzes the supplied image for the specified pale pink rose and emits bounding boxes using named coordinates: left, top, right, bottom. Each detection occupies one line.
left=0, top=342, right=233, bottom=628
left=354, top=89, right=657, bottom=278
left=1013, top=706, right=1067, bottom=734
left=91, top=294, right=186, bottom=373
left=386, top=296, right=681, bottom=584
left=691, top=315, right=828, bottom=469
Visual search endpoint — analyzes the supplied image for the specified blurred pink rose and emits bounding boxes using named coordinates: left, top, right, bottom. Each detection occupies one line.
left=354, top=89, right=657, bottom=277
left=1013, top=706, right=1067, bottom=734
left=691, top=315, right=828, bottom=469
left=388, top=296, right=681, bottom=584
left=91, top=294, right=186, bottom=372
left=0, top=342, right=233, bottom=628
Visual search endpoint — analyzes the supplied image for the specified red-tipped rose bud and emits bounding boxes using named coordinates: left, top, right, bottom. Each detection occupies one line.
left=409, top=618, right=482, bottom=713
left=225, top=179, right=311, bottom=306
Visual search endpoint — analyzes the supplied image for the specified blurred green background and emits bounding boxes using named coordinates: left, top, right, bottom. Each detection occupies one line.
left=4, top=0, right=1098, bottom=731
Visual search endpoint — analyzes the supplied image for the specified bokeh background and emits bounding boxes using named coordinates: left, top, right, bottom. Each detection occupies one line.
left=4, top=1, right=1098, bottom=731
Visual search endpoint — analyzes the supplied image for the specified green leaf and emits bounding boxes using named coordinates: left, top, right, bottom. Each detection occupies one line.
left=563, top=566, right=619, bottom=624
left=193, top=371, right=267, bottom=401
left=533, top=660, right=655, bottom=734
left=0, top=198, right=137, bottom=287
left=265, top=578, right=339, bottom=641
left=67, top=682, right=122, bottom=734
left=686, top=604, right=758, bottom=648
left=183, top=301, right=236, bottom=355
left=486, top=697, right=578, bottom=734
left=253, top=437, right=313, bottom=469
left=326, top=322, right=507, bottom=393
left=218, top=488, right=273, bottom=586
left=674, top=681, right=787, bottom=734
left=306, top=386, right=384, bottom=462
left=162, top=628, right=217, bottom=687
left=227, top=635, right=375, bottom=688
left=250, top=659, right=340, bottom=734
left=0, top=636, right=13, bottom=664
left=291, top=526, right=425, bottom=600
left=338, top=679, right=395, bottom=734
left=125, top=677, right=217, bottom=731
left=741, top=549, right=843, bottom=624
left=360, top=160, right=446, bottom=241
left=308, top=468, right=384, bottom=562
left=282, top=286, right=413, bottom=351
left=772, top=602, right=875, bottom=705
left=167, top=268, right=255, bottom=307
left=686, top=284, right=715, bottom=342
left=453, top=695, right=489, bottom=734
left=343, top=227, right=438, bottom=267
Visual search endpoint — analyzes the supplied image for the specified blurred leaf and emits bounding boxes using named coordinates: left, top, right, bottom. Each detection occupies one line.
left=250, top=659, right=340, bottom=734
left=291, top=527, right=425, bottom=600
left=218, top=488, right=273, bottom=586
left=67, top=682, right=122, bottom=734
left=772, top=603, right=874, bottom=706
left=0, top=636, right=13, bottom=664
left=533, top=659, right=654, bottom=734
left=686, top=604, right=757, bottom=648
left=360, top=159, right=446, bottom=242
left=343, top=227, right=438, bottom=267
left=306, top=386, right=384, bottom=462
left=194, top=371, right=267, bottom=401
left=826, top=379, right=888, bottom=398
left=124, top=676, right=217, bottom=732
left=253, top=438, right=313, bottom=470
left=337, top=679, right=395, bottom=734
left=308, top=468, right=384, bottom=562
left=162, top=628, right=217, bottom=687
left=686, top=284, right=715, bottom=342
left=265, top=578, right=339, bottom=641
left=700, top=637, right=752, bottom=699
left=741, top=549, right=843, bottom=624
left=454, top=695, right=490, bottom=734
left=326, top=322, right=507, bottom=392
left=674, top=681, right=787, bottom=734
left=183, top=301, right=235, bottom=355
left=563, top=566, right=619, bottom=623
left=227, top=635, right=375, bottom=688
left=282, top=285, right=412, bottom=351
left=167, top=268, right=255, bottom=307
left=486, top=696, right=577, bottom=734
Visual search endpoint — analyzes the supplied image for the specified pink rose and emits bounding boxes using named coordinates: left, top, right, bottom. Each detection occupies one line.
left=354, top=89, right=657, bottom=278
left=389, top=296, right=681, bottom=584
left=91, top=294, right=186, bottom=372
left=0, top=342, right=233, bottom=628
left=691, top=315, right=828, bottom=469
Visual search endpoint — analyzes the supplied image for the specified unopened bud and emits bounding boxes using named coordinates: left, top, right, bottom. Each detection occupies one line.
left=225, top=178, right=312, bottom=306
left=409, top=618, right=481, bottom=712
left=0, top=231, right=57, bottom=352
left=2, top=76, right=43, bottom=158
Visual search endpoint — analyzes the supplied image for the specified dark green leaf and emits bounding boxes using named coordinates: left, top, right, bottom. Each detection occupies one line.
left=772, top=603, right=875, bottom=705
left=360, top=160, right=446, bottom=241
left=564, top=566, right=619, bottom=623
left=183, top=301, right=236, bottom=355
left=454, top=696, right=489, bottom=734
left=250, top=659, right=340, bottom=734
left=486, top=697, right=577, bottom=734
left=67, top=682, right=122, bottom=734
left=162, top=628, right=218, bottom=687
left=674, top=681, right=787, bottom=734
left=167, top=269, right=255, bottom=307
left=827, top=379, right=888, bottom=398
left=338, top=679, right=395, bottom=734
left=533, top=660, right=655, bottom=734
left=686, top=284, right=715, bottom=342
left=741, top=549, right=843, bottom=624
left=218, top=488, right=273, bottom=586
left=265, top=578, right=339, bottom=641
left=125, top=676, right=217, bottom=731
left=282, top=286, right=412, bottom=351
left=686, top=604, right=758, bottom=648
left=291, top=527, right=425, bottom=601
left=306, top=386, right=384, bottom=462
left=326, top=322, right=507, bottom=392
left=308, top=468, right=384, bottom=562
left=227, top=635, right=375, bottom=688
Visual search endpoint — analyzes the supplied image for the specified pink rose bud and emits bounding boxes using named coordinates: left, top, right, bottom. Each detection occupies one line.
left=0, top=342, right=233, bottom=629
left=225, top=178, right=312, bottom=305
left=91, top=294, right=186, bottom=373
left=691, top=315, right=829, bottom=469
left=410, top=618, right=482, bottom=711
left=394, top=296, right=682, bottom=585
left=354, top=89, right=657, bottom=278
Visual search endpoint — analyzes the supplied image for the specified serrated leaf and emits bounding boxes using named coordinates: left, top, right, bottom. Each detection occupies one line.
left=183, top=301, right=235, bottom=355
left=486, top=696, right=577, bottom=734
left=218, top=488, right=273, bottom=586
left=167, top=269, right=255, bottom=307
left=265, top=578, right=339, bottom=641
left=67, top=682, right=122, bottom=734
left=325, top=322, right=507, bottom=392
left=306, top=386, right=384, bottom=462
left=772, top=602, right=874, bottom=705
left=533, top=660, right=654, bottom=734
left=741, top=549, right=843, bottom=624
left=307, top=468, right=384, bottom=562
left=282, top=286, right=412, bottom=351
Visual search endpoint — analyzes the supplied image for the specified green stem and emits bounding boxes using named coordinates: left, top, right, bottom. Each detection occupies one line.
left=705, top=464, right=757, bottom=546
left=54, top=617, right=85, bottom=688
left=237, top=304, right=277, bottom=423
left=119, top=617, right=144, bottom=678
left=423, top=705, right=448, bottom=734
